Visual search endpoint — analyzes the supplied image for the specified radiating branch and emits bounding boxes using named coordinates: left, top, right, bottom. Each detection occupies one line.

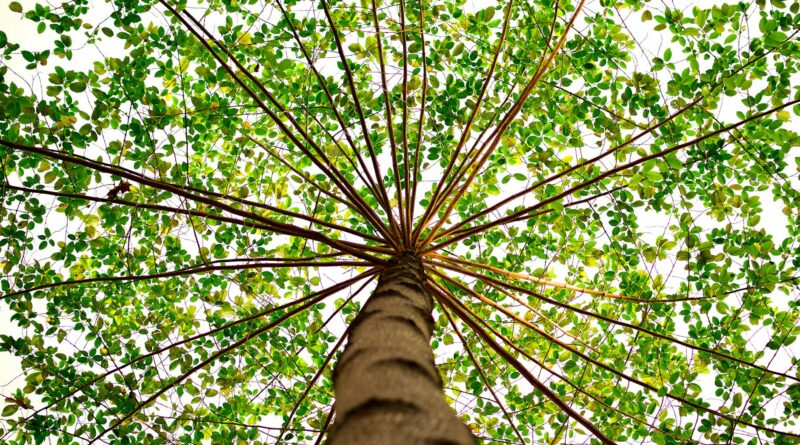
left=434, top=272, right=703, bottom=445
left=438, top=185, right=623, bottom=241
left=426, top=278, right=615, bottom=445
left=0, top=139, right=385, bottom=263
left=369, top=0, right=406, bottom=244
left=87, top=286, right=335, bottom=444
left=1, top=260, right=366, bottom=301
left=433, top=33, right=799, bottom=243
left=427, top=98, right=800, bottom=253
left=399, top=0, right=412, bottom=245
left=274, top=0, right=387, bottom=215
left=159, top=1, right=398, bottom=247
left=13, top=269, right=379, bottom=430
left=274, top=329, right=347, bottom=443
left=435, top=261, right=800, bottom=384
left=4, top=182, right=384, bottom=245
left=428, top=253, right=703, bottom=303
left=429, top=270, right=800, bottom=439
left=416, top=0, right=586, bottom=250
left=318, top=0, right=399, bottom=237
left=408, top=0, right=429, bottom=237
left=442, top=305, right=527, bottom=444
left=411, top=0, right=516, bottom=245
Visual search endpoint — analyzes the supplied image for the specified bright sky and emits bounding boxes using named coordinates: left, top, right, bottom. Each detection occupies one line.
left=1, top=0, right=799, bottom=443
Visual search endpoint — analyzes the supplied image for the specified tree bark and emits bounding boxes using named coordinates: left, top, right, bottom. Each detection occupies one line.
left=328, top=252, right=476, bottom=445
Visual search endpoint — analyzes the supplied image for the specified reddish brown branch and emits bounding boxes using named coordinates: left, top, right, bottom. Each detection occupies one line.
left=369, top=0, right=406, bottom=244
left=430, top=273, right=799, bottom=439
left=2, top=260, right=366, bottom=300
left=432, top=260, right=800, bottom=384
left=427, top=98, right=800, bottom=253
left=159, top=1, right=398, bottom=247
left=88, top=290, right=329, bottom=443
left=4, top=183, right=384, bottom=245
left=411, top=0, right=516, bottom=245
left=399, top=0, right=412, bottom=245
left=275, top=330, right=347, bottom=443
left=428, top=253, right=703, bottom=303
left=0, top=139, right=384, bottom=263
left=408, top=0, right=429, bottom=239
left=18, top=269, right=378, bottom=429
left=442, top=305, right=527, bottom=444
left=435, top=33, right=799, bottom=242
left=434, top=275, right=702, bottom=445
left=274, top=0, right=387, bottom=215
left=416, top=0, right=587, bottom=251
left=427, top=279, right=615, bottom=445
left=318, top=0, right=399, bottom=236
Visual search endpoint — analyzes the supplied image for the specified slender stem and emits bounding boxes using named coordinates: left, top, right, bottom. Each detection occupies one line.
left=2, top=260, right=365, bottom=301
left=426, top=98, right=800, bottom=253
left=726, top=315, right=799, bottom=443
left=88, top=286, right=336, bottom=443
left=434, top=29, right=797, bottom=241
left=23, top=270, right=377, bottom=434
left=435, top=260, right=800, bottom=383
left=370, top=0, right=405, bottom=243
left=428, top=253, right=703, bottom=303
left=435, top=275, right=702, bottom=445
left=399, top=0, right=412, bottom=245
left=411, top=0, right=515, bottom=245
left=427, top=278, right=614, bottom=445
left=408, top=0, right=429, bottom=236
left=0, top=139, right=384, bottom=263
left=439, top=185, right=622, bottom=241
left=319, top=0, right=400, bottom=237
left=417, top=0, right=587, bottom=250
left=275, top=333, right=347, bottom=443
left=274, top=0, right=386, bottom=212
left=442, top=307, right=527, bottom=445
left=160, top=1, right=398, bottom=248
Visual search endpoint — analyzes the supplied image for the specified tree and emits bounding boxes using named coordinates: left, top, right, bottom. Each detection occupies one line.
left=0, top=0, right=799, bottom=442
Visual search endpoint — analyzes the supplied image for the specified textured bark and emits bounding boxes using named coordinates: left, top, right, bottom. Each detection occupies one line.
left=328, top=252, right=476, bottom=445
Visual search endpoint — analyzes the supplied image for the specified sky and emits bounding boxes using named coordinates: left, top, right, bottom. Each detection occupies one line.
left=1, top=0, right=799, bottom=443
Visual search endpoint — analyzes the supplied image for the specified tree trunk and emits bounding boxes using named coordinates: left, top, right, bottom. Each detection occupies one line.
left=328, top=252, right=476, bottom=445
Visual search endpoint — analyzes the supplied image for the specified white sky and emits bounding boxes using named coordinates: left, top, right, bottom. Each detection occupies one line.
left=1, top=0, right=799, bottom=443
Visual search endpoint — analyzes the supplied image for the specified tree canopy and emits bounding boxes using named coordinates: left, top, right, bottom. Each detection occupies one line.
left=1, top=0, right=799, bottom=443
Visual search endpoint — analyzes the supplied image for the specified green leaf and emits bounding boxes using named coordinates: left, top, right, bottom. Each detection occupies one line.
left=2, top=405, right=18, bottom=417
left=443, top=333, right=454, bottom=345
left=0, top=2, right=798, bottom=443
left=69, top=82, right=87, bottom=93
left=765, top=31, right=788, bottom=49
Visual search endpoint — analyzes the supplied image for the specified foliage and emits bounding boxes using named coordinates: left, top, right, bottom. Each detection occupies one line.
left=1, top=0, right=800, bottom=443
